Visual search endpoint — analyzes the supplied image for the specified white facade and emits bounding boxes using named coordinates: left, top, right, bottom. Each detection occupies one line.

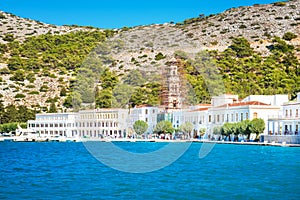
left=75, top=109, right=128, bottom=139
left=211, top=94, right=239, bottom=107
left=208, top=101, right=281, bottom=135
left=129, top=106, right=161, bottom=134
left=28, top=113, right=77, bottom=137
left=242, top=94, right=288, bottom=107
left=28, top=109, right=129, bottom=139
left=172, top=109, right=187, bottom=129
left=268, top=93, right=300, bottom=135
left=172, top=95, right=281, bottom=138
left=26, top=94, right=290, bottom=141
left=173, top=105, right=210, bottom=137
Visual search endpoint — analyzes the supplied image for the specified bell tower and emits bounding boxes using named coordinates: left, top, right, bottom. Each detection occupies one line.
left=161, top=58, right=182, bottom=112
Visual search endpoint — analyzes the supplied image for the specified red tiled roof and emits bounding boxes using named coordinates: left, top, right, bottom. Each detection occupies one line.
left=196, top=104, right=212, bottom=107
left=189, top=107, right=209, bottom=112
left=217, top=101, right=270, bottom=108
left=135, top=104, right=153, bottom=108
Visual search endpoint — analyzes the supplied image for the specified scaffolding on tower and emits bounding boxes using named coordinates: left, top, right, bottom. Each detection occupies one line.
left=160, top=57, right=189, bottom=113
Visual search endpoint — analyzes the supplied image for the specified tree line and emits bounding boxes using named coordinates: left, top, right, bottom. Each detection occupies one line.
left=0, top=102, right=36, bottom=133
left=132, top=118, right=265, bottom=141
left=0, top=29, right=298, bottom=124
left=182, top=35, right=299, bottom=102
left=213, top=118, right=265, bottom=141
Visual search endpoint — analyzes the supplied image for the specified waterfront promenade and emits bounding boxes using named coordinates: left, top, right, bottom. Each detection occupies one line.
left=79, top=137, right=300, bottom=147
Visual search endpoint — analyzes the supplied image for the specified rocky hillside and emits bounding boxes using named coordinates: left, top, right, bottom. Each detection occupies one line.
left=0, top=0, right=299, bottom=113
left=0, top=11, right=96, bottom=43
left=109, top=0, right=300, bottom=73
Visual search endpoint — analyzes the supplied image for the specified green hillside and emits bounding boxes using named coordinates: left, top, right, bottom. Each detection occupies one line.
left=0, top=0, right=299, bottom=124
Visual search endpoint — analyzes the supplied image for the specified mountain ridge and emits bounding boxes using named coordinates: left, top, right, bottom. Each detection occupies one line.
left=0, top=0, right=299, bottom=115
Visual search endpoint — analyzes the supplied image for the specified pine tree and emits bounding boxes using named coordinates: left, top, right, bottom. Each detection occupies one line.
left=49, top=102, right=57, bottom=113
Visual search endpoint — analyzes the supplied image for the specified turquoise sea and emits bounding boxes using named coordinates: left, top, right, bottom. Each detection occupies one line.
left=0, top=142, right=299, bottom=199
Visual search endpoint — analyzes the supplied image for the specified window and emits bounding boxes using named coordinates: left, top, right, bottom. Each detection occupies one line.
left=217, top=115, right=220, bottom=123
left=285, top=110, right=288, bottom=117
left=222, top=114, right=224, bottom=122
left=253, top=112, right=258, bottom=119
left=173, top=100, right=177, bottom=108
left=145, top=118, right=148, bottom=122
left=231, top=114, right=234, bottom=122
left=236, top=113, right=238, bottom=122
left=208, top=115, right=211, bottom=123
left=296, top=109, right=298, bottom=117
left=241, top=113, right=244, bottom=121
left=246, top=113, right=249, bottom=120
left=290, top=109, right=292, bottom=117
left=145, top=109, right=148, bottom=115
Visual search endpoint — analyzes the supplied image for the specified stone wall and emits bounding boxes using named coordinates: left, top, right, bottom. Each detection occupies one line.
left=261, top=135, right=300, bottom=144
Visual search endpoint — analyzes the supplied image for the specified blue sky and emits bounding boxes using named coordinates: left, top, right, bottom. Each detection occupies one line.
left=0, top=0, right=277, bottom=28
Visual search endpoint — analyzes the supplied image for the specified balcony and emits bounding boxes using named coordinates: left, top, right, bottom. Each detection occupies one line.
left=268, top=115, right=300, bottom=120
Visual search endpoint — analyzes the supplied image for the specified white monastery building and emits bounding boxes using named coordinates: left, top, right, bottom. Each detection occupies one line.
left=27, top=93, right=293, bottom=141
left=75, top=109, right=128, bottom=139
left=128, top=105, right=161, bottom=134
left=28, top=113, right=77, bottom=138
left=268, top=93, right=300, bottom=136
left=208, top=94, right=283, bottom=135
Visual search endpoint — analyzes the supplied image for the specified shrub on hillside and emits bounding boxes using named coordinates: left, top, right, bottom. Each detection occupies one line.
left=2, top=34, right=14, bottom=42
left=15, top=93, right=26, bottom=99
left=282, top=32, right=297, bottom=41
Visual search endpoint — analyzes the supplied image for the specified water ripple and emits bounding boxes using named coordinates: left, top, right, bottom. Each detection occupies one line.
left=0, top=142, right=299, bottom=199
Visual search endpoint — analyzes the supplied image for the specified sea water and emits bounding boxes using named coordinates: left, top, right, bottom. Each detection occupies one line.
left=0, top=142, right=299, bottom=199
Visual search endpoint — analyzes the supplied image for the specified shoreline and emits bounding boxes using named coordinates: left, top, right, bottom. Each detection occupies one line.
left=78, top=138, right=300, bottom=147
left=1, top=137, right=299, bottom=147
